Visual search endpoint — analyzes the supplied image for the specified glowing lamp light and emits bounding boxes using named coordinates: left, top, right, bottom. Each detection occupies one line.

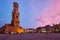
left=17, top=28, right=25, bottom=33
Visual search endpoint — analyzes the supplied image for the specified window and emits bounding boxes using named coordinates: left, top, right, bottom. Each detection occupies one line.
left=16, top=16, right=18, bottom=18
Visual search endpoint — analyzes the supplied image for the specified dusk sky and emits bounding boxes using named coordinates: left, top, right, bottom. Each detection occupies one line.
left=0, top=0, right=60, bottom=28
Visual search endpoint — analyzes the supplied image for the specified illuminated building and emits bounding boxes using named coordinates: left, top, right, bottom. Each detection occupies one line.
left=1, top=2, right=25, bottom=34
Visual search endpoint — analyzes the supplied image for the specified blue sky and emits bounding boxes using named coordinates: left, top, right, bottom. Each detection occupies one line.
left=0, top=0, right=60, bottom=28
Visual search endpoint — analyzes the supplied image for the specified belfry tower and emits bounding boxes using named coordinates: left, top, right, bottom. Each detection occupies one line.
left=2, top=2, right=24, bottom=34
left=11, top=2, right=24, bottom=34
left=11, top=2, right=20, bottom=27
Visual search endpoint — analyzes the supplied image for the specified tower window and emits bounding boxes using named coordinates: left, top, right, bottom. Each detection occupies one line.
left=16, top=16, right=18, bottom=18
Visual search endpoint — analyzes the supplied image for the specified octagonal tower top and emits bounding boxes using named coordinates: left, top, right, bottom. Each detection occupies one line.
left=13, top=2, right=19, bottom=11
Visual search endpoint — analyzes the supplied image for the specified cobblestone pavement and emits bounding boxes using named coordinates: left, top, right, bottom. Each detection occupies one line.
left=0, top=33, right=60, bottom=40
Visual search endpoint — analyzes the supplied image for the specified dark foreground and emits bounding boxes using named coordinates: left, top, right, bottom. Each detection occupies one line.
left=0, top=33, right=60, bottom=40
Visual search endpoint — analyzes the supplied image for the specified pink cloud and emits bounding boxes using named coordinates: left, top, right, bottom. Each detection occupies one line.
left=36, top=0, right=60, bottom=27
left=29, top=0, right=60, bottom=27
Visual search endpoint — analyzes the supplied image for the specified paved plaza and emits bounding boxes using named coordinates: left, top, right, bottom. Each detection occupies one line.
left=0, top=33, right=60, bottom=40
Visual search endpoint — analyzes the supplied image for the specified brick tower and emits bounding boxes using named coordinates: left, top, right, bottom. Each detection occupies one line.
left=11, top=2, right=20, bottom=27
